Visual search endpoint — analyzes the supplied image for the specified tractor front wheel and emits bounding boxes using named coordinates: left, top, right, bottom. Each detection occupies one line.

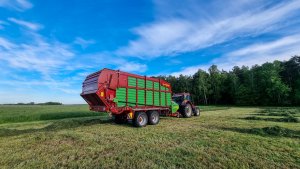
left=194, top=107, right=200, bottom=116
left=133, top=112, right=148, bottom=127
left=182, top=104, right=192, bottom=118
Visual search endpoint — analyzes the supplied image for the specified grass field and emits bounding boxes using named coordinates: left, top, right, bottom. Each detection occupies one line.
left=0, top=105, right=299, bottom=168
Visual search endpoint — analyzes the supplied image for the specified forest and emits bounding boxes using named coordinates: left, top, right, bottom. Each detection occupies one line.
left=159, top=56, right=300, bottom=106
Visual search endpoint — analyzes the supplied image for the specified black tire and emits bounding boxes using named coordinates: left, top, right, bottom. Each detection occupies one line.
left=113, top=114, right=127, bottom=124
left=182, top=104, right=192, bottom=118
left=147, top=111, right=160, bottom=125
left=194, top=107, right=200, bottom=116
left=133, top=112, right=148, bottom=127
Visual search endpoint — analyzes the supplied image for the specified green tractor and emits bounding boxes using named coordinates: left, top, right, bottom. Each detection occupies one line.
left=172, top=93, right=200, bottom=118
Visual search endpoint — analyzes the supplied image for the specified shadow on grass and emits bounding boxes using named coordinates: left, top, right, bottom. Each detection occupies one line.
left=0, top=117, right=112, bottom=137
left=39, top=112, right=103, bottom=120
left=220, top=126, right=300, bottom=138
left=0, top=111, right=104, bottom=124
left=252, top=112, right=295, bottom=116
left=242, top=116, right=299, bottom=123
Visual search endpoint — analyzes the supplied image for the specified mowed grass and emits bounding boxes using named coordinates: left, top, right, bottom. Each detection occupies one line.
left=0, top=105, right=299, bottom=168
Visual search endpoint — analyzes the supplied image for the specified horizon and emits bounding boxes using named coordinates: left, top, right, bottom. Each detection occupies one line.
left=1, top=0, right=300, bottom=104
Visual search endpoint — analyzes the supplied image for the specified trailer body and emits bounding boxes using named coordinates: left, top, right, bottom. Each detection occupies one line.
left=81, top=68, right=178, bottom=119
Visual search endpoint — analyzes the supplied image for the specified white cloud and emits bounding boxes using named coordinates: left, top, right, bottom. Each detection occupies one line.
left=169, top=35, right=300, bottom=76
left=0, top=34, right=74, bottom=75
left=0, top=33, right=147, bottom=98
left=0, top=78, right=81, bottom=95
left=0, top=37, right=16, bottom=49
left=0, top=80, right=70, bottom=87
left=117, top=0, right=300, bottom=58
left=0, top=29, right=78, bottom=97
left=170, top=65, right=210, bottom=77
left=116, top=62, right=147, bottom=73
left=0, top=0, right=32, bottom=11
left=8, top=18, right=42, bottom=31
left=116, top=19, right=193, bottom=57
left=212, top=35, right=300, bottom=70
left=80, top=52, right=148, bottom=73
left=74, top=37, right=95, bottom=48
left=228, top=36, right=300, bottom=57
left=16, top=0, right=32, bottom=9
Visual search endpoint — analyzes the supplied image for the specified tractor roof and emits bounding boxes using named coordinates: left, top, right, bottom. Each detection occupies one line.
left=172, top=92, right=190, bottom=96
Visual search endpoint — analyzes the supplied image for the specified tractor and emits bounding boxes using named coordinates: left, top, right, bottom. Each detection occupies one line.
left=172, top=92, right=200, bottom=118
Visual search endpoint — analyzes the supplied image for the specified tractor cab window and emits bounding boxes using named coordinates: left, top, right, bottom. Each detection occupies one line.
left=185, top=95, right=191, bottom=101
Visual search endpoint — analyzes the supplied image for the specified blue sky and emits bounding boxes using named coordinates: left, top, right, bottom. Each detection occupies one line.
left=0, top=0, right=300, bottom=104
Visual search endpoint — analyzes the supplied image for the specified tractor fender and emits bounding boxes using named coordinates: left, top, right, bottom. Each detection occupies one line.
left=179, top=100, right=193, bottom=112
left=181, top=100, right=197, bottom=111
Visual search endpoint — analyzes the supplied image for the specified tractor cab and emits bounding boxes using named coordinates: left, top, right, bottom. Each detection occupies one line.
left=172, top=92, right=200, bottom=117
left=172, top=93, right=191, bottom=105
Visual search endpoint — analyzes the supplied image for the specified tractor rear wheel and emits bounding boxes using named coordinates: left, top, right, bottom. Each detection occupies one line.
left=182, top=104, right=192, bottom=118
left=133, top=112, right=148, bottom=127
left=194, top=107, right=200, bottom=116
left=147, top=111, right=160, bottom=125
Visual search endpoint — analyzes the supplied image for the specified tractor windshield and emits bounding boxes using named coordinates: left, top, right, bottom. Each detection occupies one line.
left=185, top=95, right=191, bottom=101
left=172, top=95, right=184, bottom=104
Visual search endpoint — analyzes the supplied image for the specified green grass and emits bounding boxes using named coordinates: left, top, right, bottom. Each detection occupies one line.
left=0, top=105, right=104, bottom=124
left=0, top=105, right=299, bottom=168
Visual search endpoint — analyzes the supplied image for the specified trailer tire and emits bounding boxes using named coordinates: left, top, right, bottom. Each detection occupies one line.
left=133, top=112, right=148, bottom=127
left=113, top=114, right=127, bottom=124
left=194, top=107, right=200, bottom=116
left=182, top=104, right=192, bottom=118
left=147, top=111, right=159, bottom=125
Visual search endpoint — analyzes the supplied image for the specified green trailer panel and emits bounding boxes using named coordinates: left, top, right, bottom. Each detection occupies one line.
left=146, top=80, right=153, bottom=89
left=161, top=92, right=166, bottom=106
left=154, top=82, right=159, bottom=90
left=154, top=91, right=160, bottom=106
left=128, top=88, right=136, bottom=103
left=116, top=88, right=126, bottom=102
left=128, top=77, right=136, bottom=87
left=146, top=91, right=153, bottom=105
left=114, top=76, right=172, bottom=108
left=138, top=90, right=145, bottom=105
left=138, top=79, right=145, bottom=88
left=166, top=93, right=171, bottom=106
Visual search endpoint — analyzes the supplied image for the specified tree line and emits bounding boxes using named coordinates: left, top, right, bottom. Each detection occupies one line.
left=3, top=102, right=63, bottom=105
left=159, top=56, right=300, bottom=106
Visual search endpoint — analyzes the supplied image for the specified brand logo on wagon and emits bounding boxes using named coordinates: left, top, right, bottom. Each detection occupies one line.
left=162, top=83, right=170, bottom=88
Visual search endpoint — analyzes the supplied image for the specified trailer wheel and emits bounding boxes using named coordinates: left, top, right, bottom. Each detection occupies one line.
left=182, top=104, right=192, bottom=118
left=147, top=111, right=160, bottom=125
left=194, top=107, right=200, bottom=116
left=133, top=112, right=148, bottom=127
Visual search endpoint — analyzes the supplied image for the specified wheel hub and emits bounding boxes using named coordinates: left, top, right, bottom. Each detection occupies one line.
left=139, top=116, right=143, bottom=123
left=152, top=115, right=157, bottom=122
